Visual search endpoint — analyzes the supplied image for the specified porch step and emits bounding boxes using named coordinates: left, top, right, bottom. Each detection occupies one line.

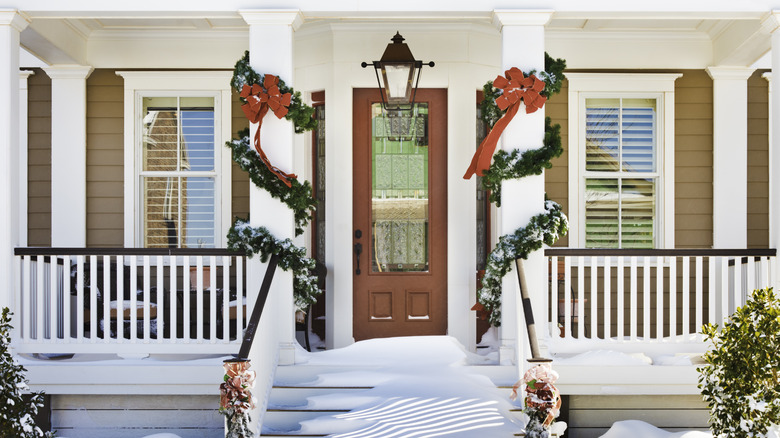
left=260, top=363, right=524, bottom=437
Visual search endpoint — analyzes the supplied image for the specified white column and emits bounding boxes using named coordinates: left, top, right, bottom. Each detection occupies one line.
left=240, top=9, right=301, bottom=433
left=706, top=66, right=754, bottom=249
left=0, top=10, right=29, bottom=312
left=769, top=13, right=780, bottom=291
left=19, top=70, right=34, bottom=247
left=493, top=10, right=551, bottom=366
left=43, top=65, right=93, bottom=248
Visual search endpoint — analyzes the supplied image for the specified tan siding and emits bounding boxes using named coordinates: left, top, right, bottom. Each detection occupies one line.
left=565, top=394, right=709, bottom=438
left=747, top=70, right=769, bottom=248
left=27, top=68, right=51, bottom=246
left=545, top=80, right=569, bottom=247
left=232, top=89, right=250, bottom=222
left=675, top=70, right=713, bottom=248
left=86, top=70, right=124, bottom=247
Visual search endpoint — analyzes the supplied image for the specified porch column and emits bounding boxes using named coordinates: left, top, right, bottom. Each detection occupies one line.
left=0, top=10, right=29, bottom=312
left=707, top=66, right=754, bottom=249
left=769, top=12, right=780, bottom=290
left=19, top=70, right=34, bottom=247
left=43, top=65, right=93, bottom=247
left=240, top=9, right=300, bottom=356
left=493, top=10, right=551, bottom=366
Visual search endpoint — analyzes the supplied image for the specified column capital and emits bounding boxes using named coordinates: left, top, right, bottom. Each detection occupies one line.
left=0, top=10, right=30, bottom=32
left=706, top=66, right=755, bottom=81
left=42, top=65, right=94, bottom=80
left=239, top=9, right=303, bottom=31
left=492, top=9, right=553, bottom=30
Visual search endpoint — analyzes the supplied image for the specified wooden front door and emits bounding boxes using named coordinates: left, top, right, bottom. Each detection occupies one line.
left=352, top=88, right=447, bottom=341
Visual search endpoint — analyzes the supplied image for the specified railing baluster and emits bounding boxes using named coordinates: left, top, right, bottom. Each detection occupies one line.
left=223, top=255, right=230, bottom=342
left=35, top=255, right=44, bottom=341
left=643, top=257, right=650, bottom=341
left=577, top=256, right=584, bottom=339
left=102, top=255, right=111, bottom=342
left=63, top=255, right=71, bottom=342
left=720, top=256, right=729, bottom=322
left=656, top=256, right=663, bottom=340
left=617, top=256, right=624, bottom=342
left=734, top=256, right=743, bottom=310
left=237, top=256, right=244, bottom=339
left=550, top=256, right=558, bottom=337
left=590, top=256, right=597, bottom=340
left=630, top=256, right=638, bottom=341
left=156, top=255, right=164, bottom=342
left=209, top=255, right=217, bottom=344
left=682, top=256, right=690, bottom=339
left=604, top=256, right=611, bottom=341
left=169, top=255, right=177, bottom=341
left=747, top=256, right=755, bottom=295
left=563, top=256, right=571, bottom=339
left=89, top=255, right=98, bottom=342
left=49, top=256, right=58, bottom=342
left=76, top=256, right=84, bottom=341
left=669, top=256, right=677, bottom=339
left=196, top=257, right=204, bottom=342
left=184, top=256, right=191, bottom=342
left=129, top=256, right=137, bottom=342
left=116, top=256, right=123, bottom=344
left=695, top=256, right=703, bottom=340
left=143, top=256, right=151, bottom=341
left=22, top=256, right=31, bottom=342
left=708, top=256, right=716, bottom=331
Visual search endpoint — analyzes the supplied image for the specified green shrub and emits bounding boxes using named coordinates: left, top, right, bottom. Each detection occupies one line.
left=699, top=288, right=780, bottom=438
left=0, top=307, right=55, bottom=437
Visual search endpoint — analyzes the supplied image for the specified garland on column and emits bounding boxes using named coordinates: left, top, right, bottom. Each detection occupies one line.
left=225, top=51, right=320, bottom=311
left=471, top=54, right=569, bottom=327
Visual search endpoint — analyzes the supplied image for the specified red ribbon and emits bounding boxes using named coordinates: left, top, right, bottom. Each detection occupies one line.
left=463, top=67, right=547, bottom=180
left=240, top=74, right=296, bottom=187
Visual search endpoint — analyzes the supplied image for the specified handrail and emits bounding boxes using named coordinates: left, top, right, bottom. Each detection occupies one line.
left=237, top=253, right=278, bottom=360
left=14, top=247, right=245, bottom=256
left=545, top=248, right=776, bottom=257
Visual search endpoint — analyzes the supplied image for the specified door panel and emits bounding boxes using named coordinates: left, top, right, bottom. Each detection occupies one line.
left=353, top=88, right=447, bottom=341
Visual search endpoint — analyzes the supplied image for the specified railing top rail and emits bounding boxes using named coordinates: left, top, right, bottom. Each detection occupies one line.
left=544, top=248, right=777, bottom=257
left=14, top=247, right=245, bottom=256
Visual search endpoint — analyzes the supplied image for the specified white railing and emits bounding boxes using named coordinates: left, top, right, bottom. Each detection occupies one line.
left=12, top=248, right=253, bottom=355
left=545, top=248, right=776, bottom=353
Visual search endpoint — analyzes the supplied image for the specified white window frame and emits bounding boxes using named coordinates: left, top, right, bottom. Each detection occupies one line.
left=567, top=73, right=681, bottom=249
left=117, top=71, right=233, bottom=248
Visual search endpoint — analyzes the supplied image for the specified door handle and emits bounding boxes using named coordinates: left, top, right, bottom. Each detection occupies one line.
left=354, top=229, right=363, bottom=275
left=354, top=243, right=363, bottom=275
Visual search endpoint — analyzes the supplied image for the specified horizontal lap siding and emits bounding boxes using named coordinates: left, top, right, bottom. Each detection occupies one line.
left=747, top=70, right=769, bottom=248
left=28, top=68, right=51, bottom=246
left=565, top=395, right=710, bottom=438
left=87, top=70, right=124, bottom=247
left=674, top=70, right=713, bottom=249
left=546, top=80, right=569, bottom=247
left=52, top=394, right=223, bottom=438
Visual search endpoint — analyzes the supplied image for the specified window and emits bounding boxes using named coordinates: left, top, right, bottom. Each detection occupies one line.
left=117, top=72, right=232, bottom=248
left=567, top=73, right=680, bottom=249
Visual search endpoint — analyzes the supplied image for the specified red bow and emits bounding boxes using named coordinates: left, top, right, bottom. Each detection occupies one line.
left=463, top=68, right=547, bottom=180
left=240, top=75, right=296, bottom=187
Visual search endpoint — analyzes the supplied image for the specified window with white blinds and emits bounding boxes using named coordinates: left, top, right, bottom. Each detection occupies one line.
left=140, top=96, right=217, bottom=248
left=584, top=97, right=658, bottom=248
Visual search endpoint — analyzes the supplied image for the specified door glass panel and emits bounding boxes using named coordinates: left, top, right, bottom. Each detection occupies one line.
left=370, top=103, right=429, bottom=272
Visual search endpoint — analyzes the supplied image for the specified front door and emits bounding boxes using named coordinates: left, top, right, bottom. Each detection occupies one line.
left=352, top=88, right=447, bottom=341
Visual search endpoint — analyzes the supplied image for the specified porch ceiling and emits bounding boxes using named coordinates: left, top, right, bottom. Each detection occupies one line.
left=17, top=8, right=775, bottom=70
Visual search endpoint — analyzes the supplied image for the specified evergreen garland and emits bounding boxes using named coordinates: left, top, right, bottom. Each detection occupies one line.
left=476, top=53, right=569, bottom=326
left=226, top=129, right=315, bottom=237
left=0, top=308, right=55, bottom=437
left=227, top=219, right=319, bottom=310
left=226, top=52, right=321, bottom=311
left=478, top=201, right=568, bottom=327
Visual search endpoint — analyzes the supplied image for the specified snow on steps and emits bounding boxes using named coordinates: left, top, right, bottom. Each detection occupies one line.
left=260, top=363, right=524, bottom=437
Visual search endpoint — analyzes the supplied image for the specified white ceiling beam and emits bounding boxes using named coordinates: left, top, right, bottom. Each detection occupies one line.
left=712, top=19, right=771, bottom=67
left=21, top=19, right=86, bottom=65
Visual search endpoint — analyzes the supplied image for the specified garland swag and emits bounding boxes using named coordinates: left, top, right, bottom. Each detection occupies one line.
left=475, top=54, right=569, bottom=327
left=226, top=51, right=320, bottom=311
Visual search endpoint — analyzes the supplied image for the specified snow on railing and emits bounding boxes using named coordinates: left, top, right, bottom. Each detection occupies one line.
left=12, top=248, right=251, bottom=355
left=545, top=248, right=776, bottom=351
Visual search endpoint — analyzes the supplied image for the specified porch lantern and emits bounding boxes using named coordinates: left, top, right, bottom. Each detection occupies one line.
left=361, top=32, right=434, bottom=111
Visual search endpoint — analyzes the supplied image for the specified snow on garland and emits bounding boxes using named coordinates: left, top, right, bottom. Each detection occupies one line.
left=225, top=51, right=320, bottom=311
left=471, top=54, right=568, bottom=327
left=228, top=219, right=319, bottom=310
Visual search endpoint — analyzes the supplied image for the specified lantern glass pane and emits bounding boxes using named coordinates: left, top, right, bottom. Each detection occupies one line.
left=382, top=63, right=414, bottom=103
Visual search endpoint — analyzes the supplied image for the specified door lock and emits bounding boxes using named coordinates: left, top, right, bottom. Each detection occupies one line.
left=354, top=229, right=363, bottom=275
